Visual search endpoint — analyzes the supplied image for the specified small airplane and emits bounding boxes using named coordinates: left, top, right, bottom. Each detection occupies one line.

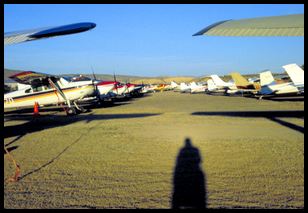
left=125, top=83, right=143, bottom=95
left=126, top=83, right=144, bottom=96
left=95, top=80, right=118, bottom=100
left=170, top=81, right=180, bottom=90
left=257, top=71, right=299, bottom=99
left=206, top=75, right=237, bottom=94
left=189, top=82, right=207, bottom=94
left=4, top=71, right=96, bottom=115
left=110, top=83, right=129, bottom=97
left=282, top=63, right=304, bottom=93
left=256, top=63, right=304, bottom=99
left=153, top=84, right=167, bottom=92
left=62, top=75, right=117, bottom=103
left=210, top=75, right=235, bottom=88
left=179, top=82, right=191, bottom=93
left=140, top=84, right=156, bottom=93
left=226, top=72, right=261, bottom=96
left=207, top=79, right=223, bottom=94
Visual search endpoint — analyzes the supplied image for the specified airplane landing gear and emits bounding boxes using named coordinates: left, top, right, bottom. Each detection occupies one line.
left=66, top=107, right=77, bottom=115
left=73, top=101, right=88, bottom=113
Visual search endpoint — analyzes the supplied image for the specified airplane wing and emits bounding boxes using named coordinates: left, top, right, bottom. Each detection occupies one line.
left=9, top=71, right=59, bottom=86
left=193, top=14, right=304, bottom=36
left=4, top=22, right=96, bottom=45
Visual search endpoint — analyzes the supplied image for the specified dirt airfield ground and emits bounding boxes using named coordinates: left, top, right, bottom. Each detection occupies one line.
left=4, top=91, right=304, bottom=209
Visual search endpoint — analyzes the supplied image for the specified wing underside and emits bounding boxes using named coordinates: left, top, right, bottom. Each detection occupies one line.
left=193, top=14, right=304, bottom=36
left=9, top=71, right=58, bottom=86
left=4, top=22, right=96, bottom=45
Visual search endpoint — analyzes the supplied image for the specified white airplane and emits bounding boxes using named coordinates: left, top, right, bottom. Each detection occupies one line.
left=129, top=83, right=144, bottom=94
left=4, top=22, right=97, bottom=115
left=4, top=71, right=95, bottom=114
left=189, top=82, right=207, bottom=93
left=110, top=83, right=129, bottom=97
left=206, top=75, right=237, bottom=95
left=179, top=82, right=191, bottom=93
left=210, top=75, right=236, bottom=89
left=170, top=81, right=183, bottom=92
left=283, top=63, right=304, bottom=93
left=207, top=79, right=216, bottom=91
left=257, top=70, right=299, bottom=99
left=206, top=79, right=228, bottom=94
left=125, top=83, right=139, bottom=94
left=95, top=80, right=118, bottom=100
left=170, top=81, right=179, bottom=89
left=256, top=63, right=304, bottom=98
left=140, top=84, right=156, bottom=93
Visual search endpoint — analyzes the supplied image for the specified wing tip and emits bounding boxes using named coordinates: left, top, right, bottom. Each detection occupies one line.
left=192, top=19, right=231, bottom=36
left=30, top=22, right=97, bottom=39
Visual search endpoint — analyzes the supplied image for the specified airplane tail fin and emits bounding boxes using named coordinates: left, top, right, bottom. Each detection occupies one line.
left=171, top=81, right=178, bottom=88
left=190, top=81, right=197, bottom=88
left=207, top=79, right=217, bottom=91
left=260, top=71, right=275, bottom=86
left=282, top=63, right=304, bottom=86
left=210, top=75, right=227, bottom=86
left=230, top=72, right=251, bottom=87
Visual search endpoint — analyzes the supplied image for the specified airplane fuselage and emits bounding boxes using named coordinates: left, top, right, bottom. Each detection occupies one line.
left=4, top=81, right=95, bottom=109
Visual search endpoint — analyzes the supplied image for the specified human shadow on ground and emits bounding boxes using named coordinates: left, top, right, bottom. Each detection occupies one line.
left=192, top=110, right=304, bottom=134
left=172, top=138, right=207, bottom=209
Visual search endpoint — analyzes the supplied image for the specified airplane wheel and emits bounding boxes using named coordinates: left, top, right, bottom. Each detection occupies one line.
left=66, top=107, right=77, bottom=116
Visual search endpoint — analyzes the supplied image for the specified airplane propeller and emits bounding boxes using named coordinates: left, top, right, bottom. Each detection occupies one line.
left=114, top=72, right=119, bottom=95
left=91, top=66, right=99, bottom=97
left=91, top=66, right=97, bottom=81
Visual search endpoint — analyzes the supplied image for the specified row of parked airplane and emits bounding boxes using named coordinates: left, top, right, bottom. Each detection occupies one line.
left=167, top=63, right=304, bottom=99
left=4, top=63, right=303, bottom=115
left=4, top=71, right=152, bottom=115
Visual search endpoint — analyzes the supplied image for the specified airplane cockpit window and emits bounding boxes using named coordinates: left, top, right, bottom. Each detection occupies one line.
left=25, top=88, right=32, bottom=93
left=72, top=75, right=91, bottom=82
left=62, top=76, right=73, bottom=82
left=42, top=85, right=51, bottom=90
left=33, top=86, right=44, bottom=92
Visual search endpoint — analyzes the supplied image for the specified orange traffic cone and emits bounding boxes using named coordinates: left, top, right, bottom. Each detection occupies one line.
left=33, top=102, right=40, bottom=116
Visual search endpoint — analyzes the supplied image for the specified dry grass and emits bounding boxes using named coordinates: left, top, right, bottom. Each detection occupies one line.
left=4, top=92, right=304, bottom=208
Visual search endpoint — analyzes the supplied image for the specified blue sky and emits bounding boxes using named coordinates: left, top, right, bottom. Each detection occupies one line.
left=4, top=4, right=304, bottom=77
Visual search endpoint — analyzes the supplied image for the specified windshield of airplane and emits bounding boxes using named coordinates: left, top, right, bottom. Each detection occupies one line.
left=62, top=75, right=92, bottom=82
